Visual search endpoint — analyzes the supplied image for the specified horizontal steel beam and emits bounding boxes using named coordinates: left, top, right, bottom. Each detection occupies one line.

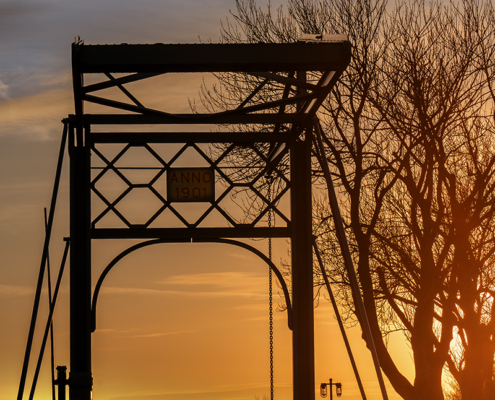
left=78, top=114, right=304, bottom=125
left=75, top=42, right=351, bottom=73
left=90, top=131, right=290, bottom=144
left=91, top=227, right=291, bottom=239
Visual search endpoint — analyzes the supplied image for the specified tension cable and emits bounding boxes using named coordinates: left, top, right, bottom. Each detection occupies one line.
left=18, top=121, right=68, bottom=400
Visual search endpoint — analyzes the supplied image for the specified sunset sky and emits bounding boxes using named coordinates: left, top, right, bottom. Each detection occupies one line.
left=0, top=0, right=414, bottom=399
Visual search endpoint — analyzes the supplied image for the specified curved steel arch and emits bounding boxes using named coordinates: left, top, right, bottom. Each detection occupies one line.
left=91, top=237, right=293, bottom=333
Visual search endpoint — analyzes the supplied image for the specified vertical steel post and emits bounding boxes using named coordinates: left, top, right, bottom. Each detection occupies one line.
left=69, top=122, right=93, bottom=400
left=290, top=122, right=315, bottom=399
left=70, top=39, right=93, bottom=400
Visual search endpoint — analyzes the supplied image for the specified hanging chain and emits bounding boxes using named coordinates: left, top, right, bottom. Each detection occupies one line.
left=267, top=175, right=274, bottom=400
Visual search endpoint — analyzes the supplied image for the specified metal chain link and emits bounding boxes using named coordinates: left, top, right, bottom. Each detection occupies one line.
left=267, top=176, right=274, bottom=400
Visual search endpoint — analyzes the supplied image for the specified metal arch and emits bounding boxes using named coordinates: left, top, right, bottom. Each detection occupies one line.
left=91, top=238, right=293, bottom=333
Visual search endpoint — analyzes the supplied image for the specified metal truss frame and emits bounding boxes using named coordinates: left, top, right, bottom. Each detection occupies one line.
left=68, top=38, right=351, bottom=400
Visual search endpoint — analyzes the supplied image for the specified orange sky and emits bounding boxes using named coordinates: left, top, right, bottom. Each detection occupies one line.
left=0, top=1, right=415, bottom=399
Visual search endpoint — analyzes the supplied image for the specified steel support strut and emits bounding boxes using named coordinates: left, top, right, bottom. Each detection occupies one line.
left=69, top=123, right=93, bottom=400
left=291, top=124, right=315, bottom=400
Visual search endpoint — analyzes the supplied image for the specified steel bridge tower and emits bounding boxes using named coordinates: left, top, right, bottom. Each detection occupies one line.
left=68, top=37, right=351, bottom=400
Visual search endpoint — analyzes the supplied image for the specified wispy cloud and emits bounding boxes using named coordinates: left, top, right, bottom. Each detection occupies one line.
left=100, top=286, right=175, bottom=296
left=121, top=330, right=195, bottom=339
left=100, top=284, right=266, bottom=299
left=0, top=87, right=72, bottom=141
left=160, top=271, right=267, bottom=297
left=0, top=180, right=55, bottom=224
left=98, top=272, right=268, bottom=300
left=0, top=284, right=68, bottom=297
left=94, top=327, right=196, bottom=339
left=0, top=79, right=9, bottom=100
left=0, top=0, right=54, bottom=24
left=93, top=328, right=116, bottom=333
left=161, top=271, right=264, bottom=288
left=0, top=284, right=34, bottom=296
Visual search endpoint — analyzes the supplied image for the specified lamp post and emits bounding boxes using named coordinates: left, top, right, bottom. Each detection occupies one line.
left=320, top=379, right=342, bottom=399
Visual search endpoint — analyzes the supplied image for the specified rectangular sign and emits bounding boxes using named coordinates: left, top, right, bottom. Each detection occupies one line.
left=167, top=168, right=215, bottom=203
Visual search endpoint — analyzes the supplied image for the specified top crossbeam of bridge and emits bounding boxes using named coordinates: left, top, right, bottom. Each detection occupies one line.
left=74, top=41, right=351, bottom=73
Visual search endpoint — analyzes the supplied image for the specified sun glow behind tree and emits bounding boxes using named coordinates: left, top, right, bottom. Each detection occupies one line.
left=198, top=0, right=495, bottom=399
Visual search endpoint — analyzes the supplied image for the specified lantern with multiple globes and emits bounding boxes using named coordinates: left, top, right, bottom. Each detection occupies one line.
left=320, top=379, right=342, bottom=399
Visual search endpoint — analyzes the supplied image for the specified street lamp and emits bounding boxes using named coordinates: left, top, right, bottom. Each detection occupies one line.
left=320, top=379, right=343, bottom=399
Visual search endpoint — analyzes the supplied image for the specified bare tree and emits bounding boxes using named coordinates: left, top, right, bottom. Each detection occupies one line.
left=363, top=1, right=495, bottom=398
left=201, top=0, right=495, bottom=398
